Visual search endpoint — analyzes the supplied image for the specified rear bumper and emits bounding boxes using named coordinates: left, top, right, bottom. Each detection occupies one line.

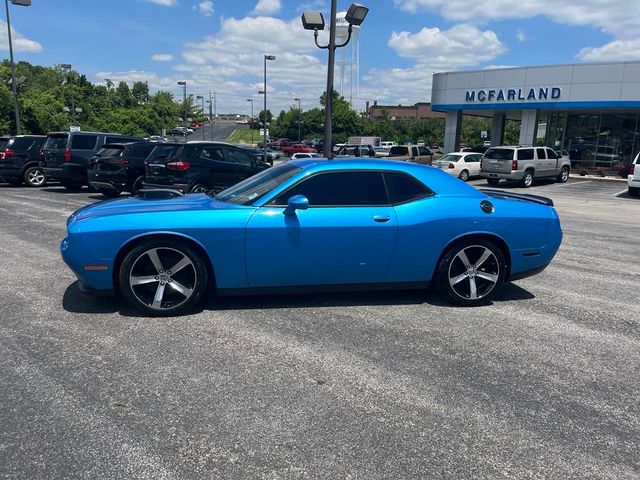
left=44, top=164, right=86, bottom=183
left=480, top=170, right=524, bottom=181
left=88, top=171, right=134, bottom=192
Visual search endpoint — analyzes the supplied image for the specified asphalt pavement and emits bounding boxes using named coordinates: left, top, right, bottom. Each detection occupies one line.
left=0, top=177, right=639, bottom=479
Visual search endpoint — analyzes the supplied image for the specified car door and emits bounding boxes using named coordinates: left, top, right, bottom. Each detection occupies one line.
left=465, top=154, right=482, bottom=176
left=245, top=170, right=399, bottom=287
left=545, top=148, right=560, bottom=174
left=536, top=148, right=551, bottom=176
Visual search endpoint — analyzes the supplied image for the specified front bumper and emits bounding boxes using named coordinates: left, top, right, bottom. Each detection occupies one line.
left=61, top=236, right=115, bottom=292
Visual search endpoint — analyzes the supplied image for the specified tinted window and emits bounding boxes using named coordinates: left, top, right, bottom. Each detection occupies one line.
left=96, top=147, right=124, bottom=158
left=547, top=149, right=558, bottom=159
left=389, top=146, right=408, bottom=156
left=44, top=135, right=68, bottom=150
left=224, top=147, right=253, bottom=165
left=412, top=147, right=419, bottom=157
left=464, top=154, right=481, bottom=163
left=418, top=146, right=430, bottom=156
left=384, top=172, right=433, bottom=204
left=536, top=148, right=546, bottom=159
left=128, top=143, right=155, bottom=158
left=517, top=148, right=534, bottom=160
left=198, top=145, right=225, bottom=162
left=147, top=145, right=179, bottom=161
left=106, top=136, right=140, bottom=144
left=485, top=148, right=514, bottom=160
left=71, top=135, right=98, bottom=150
left=274, top=171, right=388, bottom=206
left=10, top=137, right=35, bottom=150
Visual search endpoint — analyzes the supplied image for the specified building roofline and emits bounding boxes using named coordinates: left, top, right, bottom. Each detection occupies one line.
left=434, top=59, right=640, bottom=77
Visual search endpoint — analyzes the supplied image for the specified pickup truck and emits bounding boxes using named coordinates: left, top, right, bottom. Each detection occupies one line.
left=387, top=145, right=432, bottom=165
left=628, top=152, right=640, bottom=197
left=281, top=143, right=317, bottom=156
left=480, top=146, right=571, bottom=188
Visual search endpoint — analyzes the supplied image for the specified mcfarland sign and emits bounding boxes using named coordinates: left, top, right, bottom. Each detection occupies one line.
left=465, top=87, right=562, bottom=103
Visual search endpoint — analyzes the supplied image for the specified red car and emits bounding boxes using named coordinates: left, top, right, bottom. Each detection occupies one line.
left=281, top=143, right=317, bottom=156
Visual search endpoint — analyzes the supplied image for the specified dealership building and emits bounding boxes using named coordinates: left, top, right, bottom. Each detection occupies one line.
left=431, top=61, right=640, bottom=171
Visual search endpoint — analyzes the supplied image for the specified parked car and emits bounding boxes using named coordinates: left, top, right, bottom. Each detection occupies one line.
left=380, top=141, right=397, bottom=149
left=272, top=138, right=293, bottom=150
left=374, top=147, right=390, bottom=158
left=0, top=135, right=47, bottom=187
left=42, top=131, right=142, bottom=190
left=481, top=146, right=571, bottom=188
left=334, top=145, right=376, bottom=158
left=144, top=141, right=270, bottom=194
left=387, top=145, right=432, bottom=164
left=239, top=146, right=277, bottom=166
left=291, top=152, right=321, bottom=159
left=147, top=135, right=168, bottom=143
left=434, top=152, right=483, bottom=182
left=87, top=141, right=156, bottom=198
left=61, top=158, right=563, bottom=315
left=0, top=136, right=10, bottom=149
left=628, top=152, right=640, bottom=197
left=281, top=143, right=317, bottom=156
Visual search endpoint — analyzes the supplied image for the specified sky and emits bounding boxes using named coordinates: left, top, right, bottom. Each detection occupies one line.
left=1, top=0, right=639, bottom=114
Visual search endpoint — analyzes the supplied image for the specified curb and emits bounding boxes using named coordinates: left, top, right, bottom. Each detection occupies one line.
left=569, top=174, right=627, bottom=183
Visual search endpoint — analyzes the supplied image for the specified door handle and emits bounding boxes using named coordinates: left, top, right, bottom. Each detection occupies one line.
left=373, top=215, right=390, bottom=223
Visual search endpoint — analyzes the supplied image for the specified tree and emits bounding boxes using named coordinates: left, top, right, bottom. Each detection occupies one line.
left=258, top=109, right=273, bottom=126
left=132, top=81, right=149, bottom=105
left=115, top=81, right=134, bottom=108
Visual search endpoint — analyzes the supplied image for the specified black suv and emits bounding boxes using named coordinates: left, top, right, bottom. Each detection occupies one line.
left=144, top=141, right=270, bottom=194
left=0, top=135, right=47, bottom=187
left=87, top=141, right=156, bottom=198
left=42, top=131, right=142, bottom=190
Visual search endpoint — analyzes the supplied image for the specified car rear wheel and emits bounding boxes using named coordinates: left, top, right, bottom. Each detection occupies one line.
left=487, top=178, right=500, bottom=186
left=520, top=170, right=534, bottom=188
left=557, top=166, right=570, bottom=183
left=62, top=180, right=83, bottom=191
left=119, top=239, right=208, bottom=316
left=190, top=183, right=209, bottom=193
left=458, top=170, right=470, bottom=182
left=24, top=166, right=47, bottom=187
left=435, top=239, right=505, bottom=306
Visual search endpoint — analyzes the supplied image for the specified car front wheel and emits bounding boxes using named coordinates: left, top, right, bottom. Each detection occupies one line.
left=435, top=239, right=506, bottom=306
left=557, top=166, right=570, bottom=183
left=119, top=239, right=208, bottom=316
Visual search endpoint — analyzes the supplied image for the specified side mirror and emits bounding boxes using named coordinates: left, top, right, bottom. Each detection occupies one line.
left=283, top=195, right=309, bottom=216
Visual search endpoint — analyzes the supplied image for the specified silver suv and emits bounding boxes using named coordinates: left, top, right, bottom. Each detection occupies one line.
left=480, top=146, right=571, bottom=188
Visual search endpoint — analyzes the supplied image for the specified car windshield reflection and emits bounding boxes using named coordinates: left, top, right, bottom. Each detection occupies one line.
left=213, top=163, right=301, bottom=205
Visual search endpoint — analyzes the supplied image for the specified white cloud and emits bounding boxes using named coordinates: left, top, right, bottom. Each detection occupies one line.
left=251, top=0, right=281, bottom=16
left=577, top=39, right=640, bottom=62
left=151, top=53, right=174, bottom=61
left=194, top=1, right=214, bottom=16
left=147, top=0, right=177, bottom=5
left=516, top=29, right=527, bottom=42
left=388, top=24, right=505, bottom=68
left=0, top=20, right=42, bottom=53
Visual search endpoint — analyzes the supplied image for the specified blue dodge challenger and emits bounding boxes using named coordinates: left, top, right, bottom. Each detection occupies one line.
left=61, top=159, right=562, bottom=315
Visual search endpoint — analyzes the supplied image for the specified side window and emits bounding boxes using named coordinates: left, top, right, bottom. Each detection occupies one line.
left=546, top=149, right=558, bottom=159
left=11, top=137, right=35, bottom=150
left=273, top=171, right=388, bottom=206
left=536, top=148, right=547, bottom=159
left=418, top=146, right=430, bottom=156
left=199, top=145, right=225, bottom=161
left=518, top=148, right=534, bottom=161
left=412, top=147, right=419, bottom=157
left=384, top=172, right=434, bottom=204
left=70, top=135, right=98, bottom=150
left=224, top=147, right=253, bottom=165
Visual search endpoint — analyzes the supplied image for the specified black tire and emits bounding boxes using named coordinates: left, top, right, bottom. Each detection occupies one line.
left=189, top=183, right=209, bottom=193
left=519, top=170, right=534, bottom=188
left=119, top=239, right=209, bottom=316
left=458, top=170, right=470, bottom=182
left=131, top=176, right=144, bottom=194
left=629, top=187, right=639, bottom=197
left=99, top=189, right=121, bottom=198
left=23, top=165, right=47, bottom=187
left=62, top=180, right=84, bottom=191
left=435, top=238, right=506, bottom=307
left=557, top=166, right=570, bottom=183
left=487, top=178, right=500, bottom=186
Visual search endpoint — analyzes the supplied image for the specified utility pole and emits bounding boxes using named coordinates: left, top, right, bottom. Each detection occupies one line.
left=294, top=97, right=302, bottom=142
left=5, top=0, right=31, bottom=135
left=246, top=98, right=254, bottom=144
left=263, top=55, right=276, bottom=163
left=208, top=90, right=214, bottom=141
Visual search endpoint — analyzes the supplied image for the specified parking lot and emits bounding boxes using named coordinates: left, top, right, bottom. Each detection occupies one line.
left=1, top=178, right=639, bottom=479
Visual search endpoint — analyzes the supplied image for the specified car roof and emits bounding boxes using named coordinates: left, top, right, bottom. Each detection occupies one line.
left=287, top=158, right=484, bottom=197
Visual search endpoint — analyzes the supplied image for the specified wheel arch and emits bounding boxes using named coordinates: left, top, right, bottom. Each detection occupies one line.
left=433, top=232, right=512, bottom=281
left=112, top=232, right=217, bottom=293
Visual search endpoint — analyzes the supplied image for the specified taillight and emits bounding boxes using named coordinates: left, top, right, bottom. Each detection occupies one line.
left=0, top=149, right=14, bottom=160
left=166, top=161, right=190, bottom=171
left=629, top=164, right=636, bottom=175
left=448, top=163, right=455, bottom=169
left=64, top=147, right=72, bottom=162
left=512, top=160, right=518, bottom=170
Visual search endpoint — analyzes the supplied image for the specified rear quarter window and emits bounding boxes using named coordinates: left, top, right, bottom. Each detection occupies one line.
left=485, top=148, right=514, bottom=160
left=384, top=172, right=433, bottom=204
left=517, top=148, right=534, bottom=161
left=389, top=146, right=408, bottom=156
left=70, top=135, right=98, bottom=150
left=44, top=135, right=69, bottom=150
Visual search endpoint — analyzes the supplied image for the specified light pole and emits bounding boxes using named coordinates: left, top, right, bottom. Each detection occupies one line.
left=263, top=54, right=276, bottom=163
left=246, top=98, right=254, bottom=144
left=5, top=0, right=31, bottom=135
left=294, top=97, right=302, bottom=142
left=177, top=81, right=187, bottom=129
left=196, top=95, right=205, bottom=140
left=302, top=3, right=369, bottom=158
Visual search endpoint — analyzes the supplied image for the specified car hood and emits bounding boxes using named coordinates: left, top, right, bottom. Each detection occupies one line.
left=69, top=193, right=243, bottom=224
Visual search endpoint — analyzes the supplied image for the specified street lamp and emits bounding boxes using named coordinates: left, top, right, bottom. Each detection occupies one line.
left=4, top=0, right=32, bottom=135
left=302, top=2, right=369, bottom=158
left=262, top=54, right=276, bottom=162
left=177, top=81, right=187, bottom=131
left=196, top=95, right=205, bottom=140
left=294, top=97, right=302, bottom=142
left=246, top=98, right=254, bottom=144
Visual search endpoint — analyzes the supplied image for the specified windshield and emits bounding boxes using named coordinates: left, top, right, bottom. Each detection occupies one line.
left=96, top=147, right=124, bottom=158
left=215, top=164, right=301, bottom=205
left=439, top=154, right=462, bottom=162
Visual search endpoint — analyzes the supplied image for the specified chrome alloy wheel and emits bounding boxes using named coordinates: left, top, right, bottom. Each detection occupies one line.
left=447, top=245, right=500, bottom=300
left=129, top=247, right=197, bottom=311
left=26, top=167, right=46, bottom=187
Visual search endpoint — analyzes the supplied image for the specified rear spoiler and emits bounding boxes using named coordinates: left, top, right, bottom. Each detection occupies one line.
left=480, top=189, right=554, bottom=207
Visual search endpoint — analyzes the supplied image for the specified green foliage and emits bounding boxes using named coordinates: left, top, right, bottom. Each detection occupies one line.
left=0, top=59, right=183, bottom=136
